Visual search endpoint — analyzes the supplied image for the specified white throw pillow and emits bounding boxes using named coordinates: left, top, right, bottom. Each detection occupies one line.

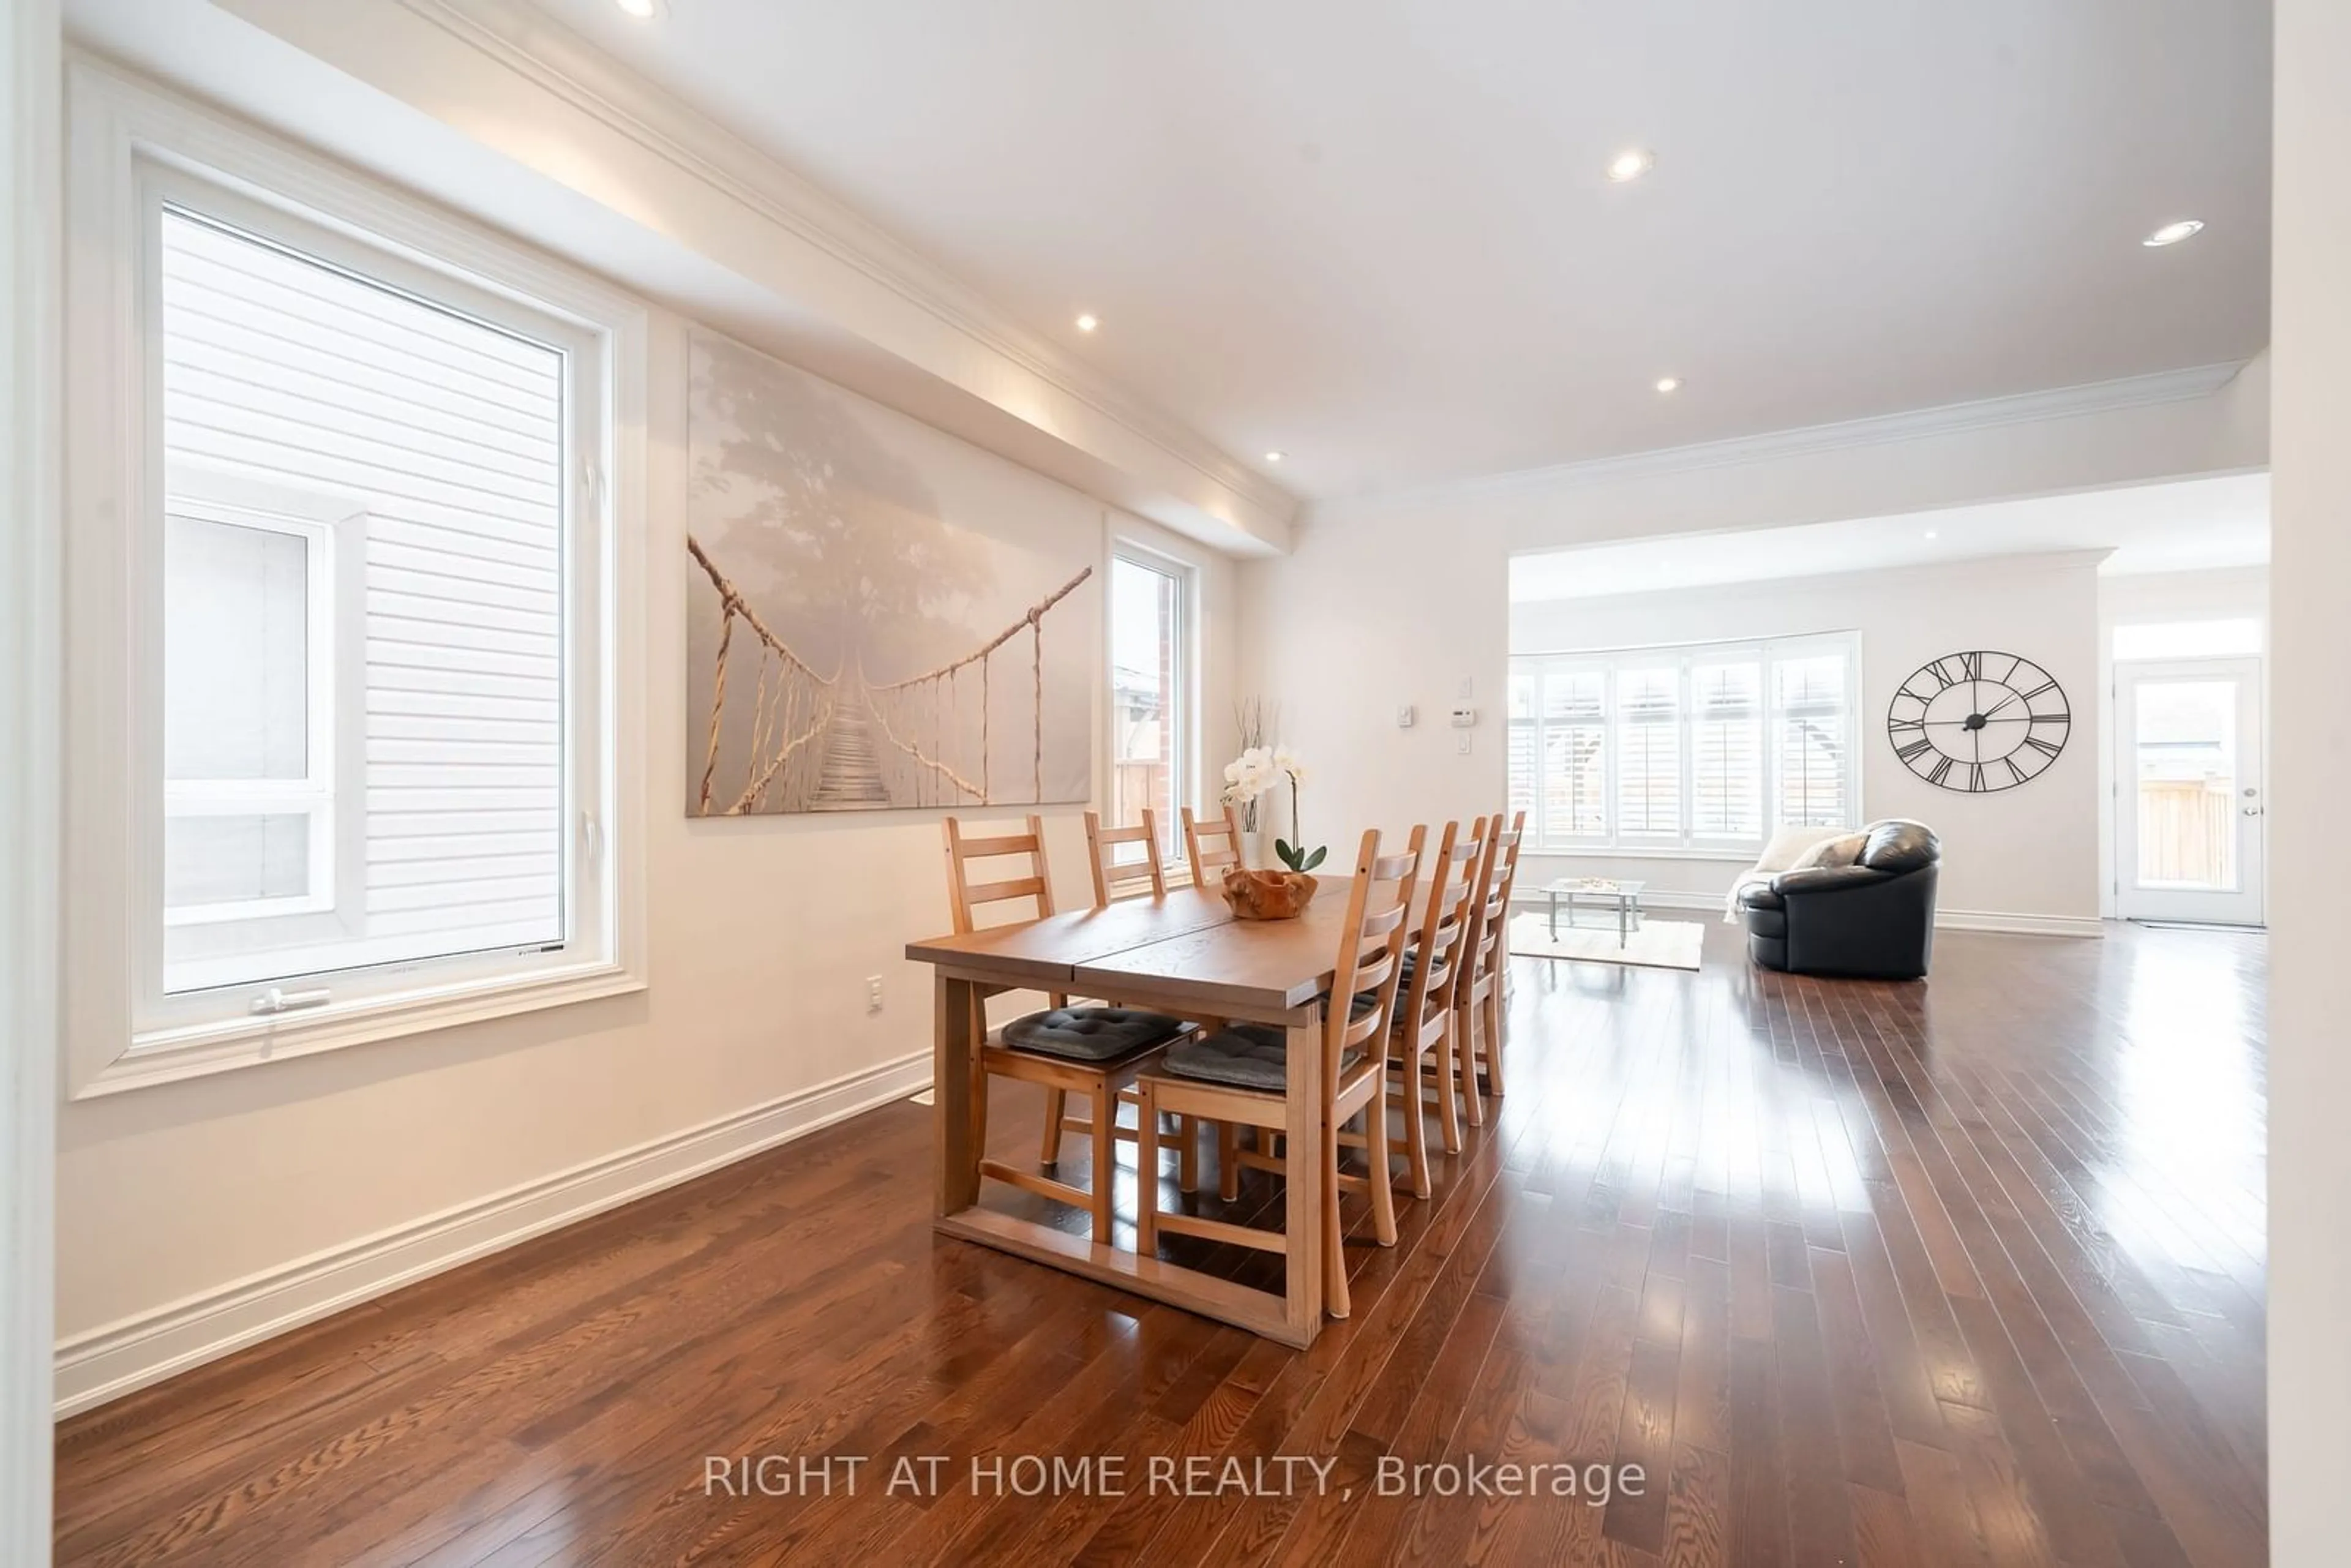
left=1791, top=831, right=1870, bottom=871
left=1754, top=825, right=1847, bottom=872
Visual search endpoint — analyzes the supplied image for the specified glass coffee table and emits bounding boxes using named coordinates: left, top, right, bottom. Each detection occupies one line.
left=1544, top=878, right=1648, bottom=947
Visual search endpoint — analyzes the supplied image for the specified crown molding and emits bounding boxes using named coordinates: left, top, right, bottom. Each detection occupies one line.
left=393, top=0, right=1296, bottom=527
left=1318, top=359, right=2255, bottom=522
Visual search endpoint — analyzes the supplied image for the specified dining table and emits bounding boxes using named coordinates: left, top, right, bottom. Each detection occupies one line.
left=905, top=884, right=1354, bottom=1348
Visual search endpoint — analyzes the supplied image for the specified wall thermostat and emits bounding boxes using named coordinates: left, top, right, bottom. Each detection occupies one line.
left=1449, top=705, right=1477, bottom=727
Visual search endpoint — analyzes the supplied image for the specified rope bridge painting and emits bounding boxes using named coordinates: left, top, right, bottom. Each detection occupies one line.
left=686, top=332, right=1099, bottom=817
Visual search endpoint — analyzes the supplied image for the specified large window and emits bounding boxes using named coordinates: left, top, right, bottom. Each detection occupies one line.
left=64, top=69, right=645, bottom=1095
left=1108, top=550, right=1190, bottom=864
left=1509, top=634, right=1859, bottom=852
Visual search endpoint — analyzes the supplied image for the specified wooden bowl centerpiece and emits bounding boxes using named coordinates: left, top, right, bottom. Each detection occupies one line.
left=1220, top=866, right=1319, bottom=920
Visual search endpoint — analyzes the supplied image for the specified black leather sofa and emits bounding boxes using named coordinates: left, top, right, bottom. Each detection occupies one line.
left=1739, top=820, right=1940, bottom=980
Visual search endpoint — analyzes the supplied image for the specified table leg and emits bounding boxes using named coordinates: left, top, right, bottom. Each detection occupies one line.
left=1549, top=888, right=1561, bottom=940
left=934, top=972, right=981, bottom=1216
left=1619, top=896, right=1629, bottom=948
left=1284, top=1003, right=1327, bottom=1335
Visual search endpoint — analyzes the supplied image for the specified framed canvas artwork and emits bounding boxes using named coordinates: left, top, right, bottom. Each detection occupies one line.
left=686, top=332, right=1095, bottom=816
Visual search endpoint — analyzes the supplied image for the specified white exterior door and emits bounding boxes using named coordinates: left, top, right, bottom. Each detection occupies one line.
left=2115, top=658, right=2265, bottom=925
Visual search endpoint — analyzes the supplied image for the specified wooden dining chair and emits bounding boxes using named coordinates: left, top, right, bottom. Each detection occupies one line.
left=1084, top=808, right=1168, bottom=905
left=1454, top=808, right=1525, bottom=1125
left=1060, top=809, right=1199, bottom=1188
left=942, top=815, right=1191, bottom=1240
left=1180, top=804, right=1244, bottom=886
left=1382, top=816, right=1485, bottom=1198
left=1135, top=825, right=1425, bottom=1321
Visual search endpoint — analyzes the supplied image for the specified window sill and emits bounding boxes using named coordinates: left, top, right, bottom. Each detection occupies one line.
left=77, top=959, right=646, bottom=1100
left=1521, top=846, right=1766, bottom=865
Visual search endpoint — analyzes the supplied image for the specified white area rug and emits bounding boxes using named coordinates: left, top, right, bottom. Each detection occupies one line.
left=1509, top=912, right=1705, bottom=972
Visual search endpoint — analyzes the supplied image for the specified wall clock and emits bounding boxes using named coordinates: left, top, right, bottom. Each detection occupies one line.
left=1886, top=650, right=2070, bottom=793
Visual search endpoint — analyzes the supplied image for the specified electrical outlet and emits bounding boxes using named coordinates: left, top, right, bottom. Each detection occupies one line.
left=865, top=975, right=883, bottom=1013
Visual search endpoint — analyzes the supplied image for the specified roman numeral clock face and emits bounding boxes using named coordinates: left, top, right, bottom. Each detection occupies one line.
left=1886, top=651, right=2071, bottom=793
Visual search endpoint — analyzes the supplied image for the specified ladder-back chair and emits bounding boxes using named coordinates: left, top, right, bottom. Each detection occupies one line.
left=942, top=815, right=1190, bottom=1240
left=1455, top=808, right=1524, bottom=1123
left=1180, top=804, right=1244, bottom=887
left=1135, top=825, right=1425, bottom=1321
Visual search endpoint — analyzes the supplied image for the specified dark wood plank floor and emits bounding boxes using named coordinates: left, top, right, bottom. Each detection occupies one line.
left=54, top=921, right=2268, bottom=1566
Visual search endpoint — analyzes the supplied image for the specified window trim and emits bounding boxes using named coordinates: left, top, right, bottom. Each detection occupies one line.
left=1510, top=631, right=1862, bottom=855
left=62, top=60, right=647, bottom=1098
left=1107, top=539, right=1197, bottom=874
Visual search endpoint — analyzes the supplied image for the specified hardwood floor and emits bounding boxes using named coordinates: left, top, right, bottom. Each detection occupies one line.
left=53, top=921, right=2268, bottom=1566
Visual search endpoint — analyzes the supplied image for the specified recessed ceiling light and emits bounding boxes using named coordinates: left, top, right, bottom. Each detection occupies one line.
left=1264, top=451, right=1286, bottom=463
left=2142, top=219, right=2205, bottom=247
left=614, top=0, right=661, bottom=17
left=1607, top=149, right=1655, bottom=184
left=1924, top=530, right=1940, bottom=539
left=1654, top=377, right=1681, bottom=394
left=1074, top=313, right=1100, bottom=332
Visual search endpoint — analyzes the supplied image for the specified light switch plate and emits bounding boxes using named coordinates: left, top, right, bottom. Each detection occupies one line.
left=1396, top=705, right=1415, bottom=728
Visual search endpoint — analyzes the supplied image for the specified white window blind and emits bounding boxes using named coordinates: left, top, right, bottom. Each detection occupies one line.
left=159, top=204, right=568, bottom=996
left=1691, top=658, right=1764, bottom=839
left=1774, top=653, right=1854, bottom=828
left=1614, top=665, right=1681, bottom=838
left=1508, top=634, right=1860, bottom=853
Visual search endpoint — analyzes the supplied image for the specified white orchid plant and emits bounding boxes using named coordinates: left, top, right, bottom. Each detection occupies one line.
left=1221, top=745, right=1325, bottom=874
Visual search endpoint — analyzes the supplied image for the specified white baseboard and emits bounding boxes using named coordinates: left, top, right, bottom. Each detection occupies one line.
left=53, top=1049, right=932, bottom=1419
left=1934, top=909, right=2106, bottom=939
left=1515, top=890, right=2104, bottom=939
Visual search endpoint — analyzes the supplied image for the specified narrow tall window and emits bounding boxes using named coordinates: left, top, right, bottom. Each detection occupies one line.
left=1109, top=552, right=1188, bottom=863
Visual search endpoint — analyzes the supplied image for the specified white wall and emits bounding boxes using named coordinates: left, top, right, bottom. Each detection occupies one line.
left=2268, top=0, right=2350, bottom=1559
left=1505, top=553, right=2105, bottom=925
left=53, top=298, right=1240, bottom=1408
left=1242, top=365, right=2263, bottom=874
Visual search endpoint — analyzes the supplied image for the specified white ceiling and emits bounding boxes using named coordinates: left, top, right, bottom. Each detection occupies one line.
left=1507, top=473, right=2271, bottom=602
left=533, top=0, right=2271, bottom=500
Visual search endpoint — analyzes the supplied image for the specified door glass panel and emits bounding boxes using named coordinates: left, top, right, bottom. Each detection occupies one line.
left=2133, top=680, right=2238, bottom=891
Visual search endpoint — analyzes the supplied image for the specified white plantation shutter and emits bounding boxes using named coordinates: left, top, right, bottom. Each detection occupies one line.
left=160, top=207, right=567, bottom=991
left=1506, top=669, right=1537, bottom=823
left=1509, top=634, right=1857, bottom=852
left=1773, top=652, right=1852, bottom=827
left=1613, top=665, right=1681, bottom=838
left=1690, top=658, right=1763, bottom=839
left=1540, top=667, right=1607, bottom=840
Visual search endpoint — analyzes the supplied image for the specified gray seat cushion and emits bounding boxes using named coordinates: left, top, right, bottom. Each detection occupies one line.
left=1318, top=990, right=1384, bottom=1021
left=1000, top=1007, right=1188, bottom=1064
left=1164, top=1026, right=1292, bottom=1090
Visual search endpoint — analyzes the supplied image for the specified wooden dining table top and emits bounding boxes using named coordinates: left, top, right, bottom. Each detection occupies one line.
left=904, top=885, right=1351, bottom=1016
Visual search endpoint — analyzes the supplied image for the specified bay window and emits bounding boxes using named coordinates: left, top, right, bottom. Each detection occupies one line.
left=1509, top=634, right=1860, bottom=853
